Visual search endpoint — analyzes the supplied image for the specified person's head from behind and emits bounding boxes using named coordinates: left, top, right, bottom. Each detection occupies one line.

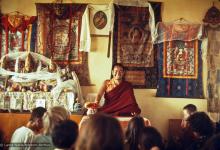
left=125, top=116, right=145, bottom=150
left=183, top=104, right=197, bottom=121
left=43, top=106, right=70, bottom=135
left=112, top=63, right=124, bottom=81
left=139, top=126, right=164, bottom=150
left=202, top=133, right=220, bottom=150
left=52, top=120, right=78, bottom=150
left=29, top=107, right=47, bottom=132
left=76, top=113, right=124, bottom=150
left=187, top=112, right=214, bottom=138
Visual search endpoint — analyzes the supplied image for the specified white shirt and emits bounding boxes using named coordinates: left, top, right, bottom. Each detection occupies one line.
left=9, top=126, right=35, bottom=150
left=31, top=135, right=54, bottom=150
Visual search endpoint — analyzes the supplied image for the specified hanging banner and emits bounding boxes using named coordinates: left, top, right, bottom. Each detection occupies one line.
left=113, top=2, right=161, bottom=88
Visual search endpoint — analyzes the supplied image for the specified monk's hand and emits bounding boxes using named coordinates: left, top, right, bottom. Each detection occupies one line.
left=84, top=102, right=100, bottom=109
left=94, top=100, right=100, bottom=105
left=93, top=102, right=100, bottom=108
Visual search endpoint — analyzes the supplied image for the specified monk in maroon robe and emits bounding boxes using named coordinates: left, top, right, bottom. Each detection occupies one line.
left=95, top=63, right=141, bottom=116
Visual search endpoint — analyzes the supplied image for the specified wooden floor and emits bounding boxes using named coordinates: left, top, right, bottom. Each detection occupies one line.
left=0, top=112, right=83, bottom=143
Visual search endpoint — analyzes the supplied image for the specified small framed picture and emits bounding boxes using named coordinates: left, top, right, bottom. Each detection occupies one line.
left=89, top=4, right=113, bottom=36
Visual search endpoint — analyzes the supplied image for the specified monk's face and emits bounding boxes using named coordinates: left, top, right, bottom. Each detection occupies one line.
left=112, top=66, right=124, bottom=80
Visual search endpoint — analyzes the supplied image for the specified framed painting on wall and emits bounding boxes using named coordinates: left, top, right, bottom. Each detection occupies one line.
left=89, top=4, right=113, bottom=37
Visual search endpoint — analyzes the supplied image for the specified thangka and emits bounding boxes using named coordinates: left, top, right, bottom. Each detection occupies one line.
left=113, top=2, right=161, bottom=88
left=204, top=6, right=220, bottom=112
left=163, top=40, right=198, bottom=79
left=155, top=22, right=204, bottom=98
left=36, top=4, right=87, bottom=64
left=1, top=14, right=37, bottom=57
left=36, top=4, right=91, bottom=85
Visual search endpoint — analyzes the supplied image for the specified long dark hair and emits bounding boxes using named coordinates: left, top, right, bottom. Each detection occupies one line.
left=187, top=112, right=214, bottom=137
left=202, top=133, right=220, bottom=150
left=125, top=116, right=145, bottom=150
left=139, top=126, right=164, bottom=150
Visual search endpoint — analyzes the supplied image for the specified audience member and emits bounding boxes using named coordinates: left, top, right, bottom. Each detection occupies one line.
left=179, top=104, right=197, bottom=150
left=78, top=115, right=90, bottom=131
left=31, top=106, right=70, bottom=150
left=9, top=107, right=46, bottom=150
left=52, top=120, right=78, bottom=150
left=139, top=126, right=164, bottom=150
left=181, top=104, right=197, bottom=128
left=124, top=116, right=145, bottom=150
left=202, top=133, right=220, bottom=150
left=186, top=112, right=215, bottom=150
left=75, top=113, right=124, bottom=150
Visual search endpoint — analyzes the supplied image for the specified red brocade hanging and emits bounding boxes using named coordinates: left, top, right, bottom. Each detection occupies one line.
left=1, top=15, right=36, bottom=56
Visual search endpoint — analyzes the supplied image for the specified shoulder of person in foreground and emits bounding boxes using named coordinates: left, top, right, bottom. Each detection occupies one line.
left=10, top=126, right=35, bottom=143
left=30, top=134, right=54, bottom=150
left=151, top=146, right=161, bottom=150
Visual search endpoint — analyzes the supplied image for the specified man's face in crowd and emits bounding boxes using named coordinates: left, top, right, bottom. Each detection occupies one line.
left=183, top=109, right=191, bottom=120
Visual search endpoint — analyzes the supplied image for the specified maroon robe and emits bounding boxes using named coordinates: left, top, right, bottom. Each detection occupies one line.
left=98, top=81, right=141, bottom=116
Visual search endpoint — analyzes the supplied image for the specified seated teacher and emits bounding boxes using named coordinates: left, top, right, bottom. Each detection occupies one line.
left=95, top=63, right=141, bottom=116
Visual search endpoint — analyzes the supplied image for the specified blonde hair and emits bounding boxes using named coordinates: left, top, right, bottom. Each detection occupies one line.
left=43, top=106, right=70, bottom=135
